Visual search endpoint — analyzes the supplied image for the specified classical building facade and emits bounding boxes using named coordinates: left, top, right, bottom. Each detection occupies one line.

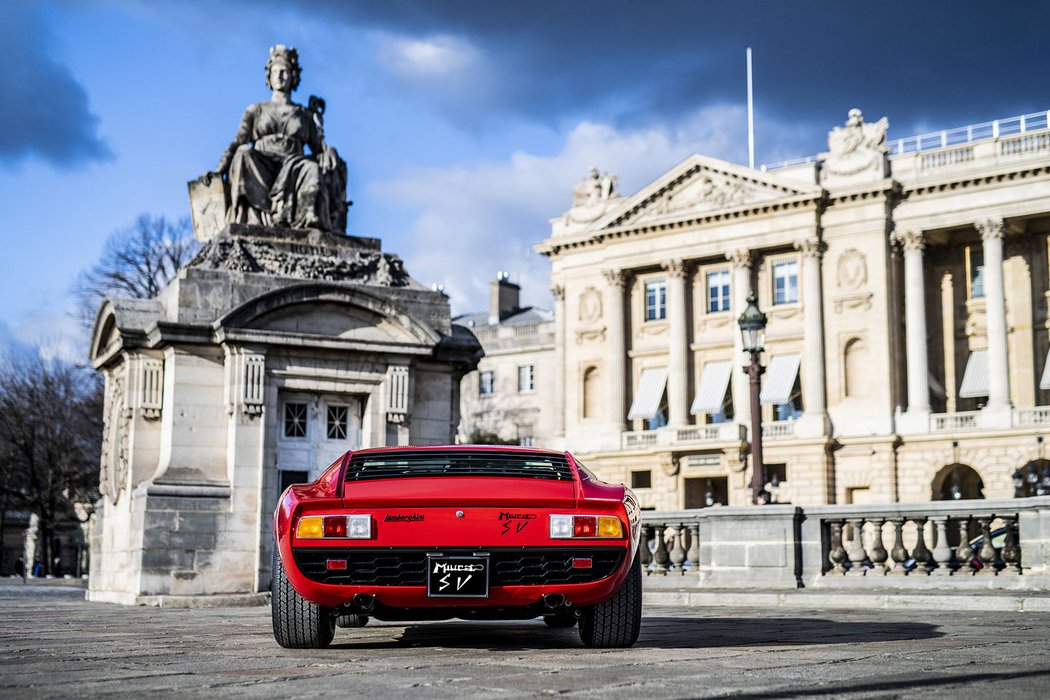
left=533, top=110, right=1050, bottom=510
left=456, top=274, right=556, bottom=446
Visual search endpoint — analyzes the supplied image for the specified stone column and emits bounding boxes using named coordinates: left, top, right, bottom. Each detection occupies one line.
left=977, top=218, right=1012, bottom=426
left=551, top=284, right=567, bottom=440
left=892, top=230, right=931, bottom=433
left=794, top=237, right=829, bottom=437
left=727, top=249, right=753, bottom=428
left=662, top=259, right=690, bottom=428
left=603, top=269, right=628, bottom=431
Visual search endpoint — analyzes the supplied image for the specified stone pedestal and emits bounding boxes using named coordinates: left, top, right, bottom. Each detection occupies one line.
left=87, top=225, right=481, bottom=604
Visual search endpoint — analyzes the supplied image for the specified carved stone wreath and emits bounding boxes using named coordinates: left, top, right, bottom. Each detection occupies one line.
left=836, top=249, right=868, bottom=290
left=99, top=372, right=130, bottom=504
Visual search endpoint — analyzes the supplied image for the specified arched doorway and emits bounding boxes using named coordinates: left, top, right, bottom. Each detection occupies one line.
left=1013, top=459, right=1050, bottom=497
left=931, top=463, right=985, bottom=501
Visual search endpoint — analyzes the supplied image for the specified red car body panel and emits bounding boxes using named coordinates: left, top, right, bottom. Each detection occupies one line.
left=273, top=446, right=639, bottom=614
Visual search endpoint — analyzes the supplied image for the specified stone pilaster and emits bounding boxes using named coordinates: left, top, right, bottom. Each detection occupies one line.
left=794, top=237, right=830, bottom=438
left=892, top=230, right=931, bottom=433
left=603, top=269, right=628, bottom=431
left=977, top=218, right=1012, bottom=427
left=727, top=249, right=753, bottom=428
left=551, top=283, right=567, bottom=439
left=662, top=259, right=690, bottom=428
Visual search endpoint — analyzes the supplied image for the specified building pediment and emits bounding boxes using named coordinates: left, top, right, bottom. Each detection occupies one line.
left=598, top=154, right=822, bottom=230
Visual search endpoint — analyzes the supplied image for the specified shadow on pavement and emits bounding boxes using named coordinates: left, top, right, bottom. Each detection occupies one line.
left=327, top=615, right=943, bottom=650
left=635, top=615, right=944, bottom=648
left=705, top=669, right=1050, bottom=699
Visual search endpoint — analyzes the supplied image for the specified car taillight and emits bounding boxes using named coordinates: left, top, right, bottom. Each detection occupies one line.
left=296, top=514, right=372, bottom=539
left=549, top=514, right=624, bottom=539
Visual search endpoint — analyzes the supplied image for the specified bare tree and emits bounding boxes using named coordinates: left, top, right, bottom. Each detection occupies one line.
left=0, top=351, right=102, bottom=576
left=72, top=214, right=200, bottom=328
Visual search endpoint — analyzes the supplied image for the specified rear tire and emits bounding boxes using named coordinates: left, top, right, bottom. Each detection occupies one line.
left=336, top=614, right=370, bottom=628
left=271, top=548, right=336, bottom=649
left=578, top=558, right=642, bottom=648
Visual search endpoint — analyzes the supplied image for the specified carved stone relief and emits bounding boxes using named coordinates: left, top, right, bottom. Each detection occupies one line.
left=833, top=248, right=873, bottom=311
left=821, top=109, right=889, bottom=183
left=640, top=172, right=755, bottom=222
left=99, top=372, right=130, bottom=504
left=578, top=287, right=603, bottom=324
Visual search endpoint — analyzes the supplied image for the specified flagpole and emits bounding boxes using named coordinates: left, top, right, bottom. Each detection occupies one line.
left=747, top=47, right=755, bottom=169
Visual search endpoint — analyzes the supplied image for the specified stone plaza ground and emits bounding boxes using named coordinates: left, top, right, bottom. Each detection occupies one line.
left=2, top=580, right=1049, bottom=699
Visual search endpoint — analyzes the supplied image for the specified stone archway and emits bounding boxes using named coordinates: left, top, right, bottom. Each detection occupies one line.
left=1012, top=459, right=1050, bottom=497
left=931, top=463, right=985, bottom=501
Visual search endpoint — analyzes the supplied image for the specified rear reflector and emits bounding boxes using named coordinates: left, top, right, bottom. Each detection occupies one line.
left=326, top=559, right=348, bottom=571
left=572, top=558, right=593, bottom=569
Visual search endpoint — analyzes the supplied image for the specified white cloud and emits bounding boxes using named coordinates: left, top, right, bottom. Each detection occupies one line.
left=376, top=33, right=484, bottom=83
left=371, top=104, right=754, bottom=315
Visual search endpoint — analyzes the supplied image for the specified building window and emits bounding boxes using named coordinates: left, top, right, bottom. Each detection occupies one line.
left=644, top=278, right=667, bottom=321
left=966, top=245, right=985, bottom=299
left=706, top=269, right=731, bottom=313
left=582, top=366, right=599, bottom=418
left=279, top=469, right=310, bottom=493
left=479, top=371, right=495, bottom=397
left=630, top=470, right=652, bottom=489
left=326, top=405, right=348, bottom=440
left=517, top=365, right=534, bottom=392
left=775, top=374, right=804, bottom=421
left=772, top=259, right=799, bottom=305
left=518, top=430, right=535, bottom=448
left=283, top=402, right=307, bottom=438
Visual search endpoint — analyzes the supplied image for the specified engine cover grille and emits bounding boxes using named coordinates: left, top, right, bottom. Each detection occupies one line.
left=291, top=547, right=624, bottom=586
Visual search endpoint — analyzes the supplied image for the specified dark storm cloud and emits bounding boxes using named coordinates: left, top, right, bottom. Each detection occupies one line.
left=1, top=4, right=112, bottom=169
left=280, top=0, right=1050, bottom=146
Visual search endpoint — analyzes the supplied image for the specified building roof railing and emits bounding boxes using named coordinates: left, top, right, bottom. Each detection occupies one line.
left=760, top=109, right=1050, bottom=172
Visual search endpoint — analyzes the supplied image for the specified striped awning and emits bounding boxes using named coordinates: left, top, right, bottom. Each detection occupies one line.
left=690, top=360, right=733, bottom=415
left=627, top=367, right=669, bottom=420
left=1040, top=348, right=1050, bottom=391
left=959, top=349, right=989, bottom=398
left=759, top=353, right=801, bottom=406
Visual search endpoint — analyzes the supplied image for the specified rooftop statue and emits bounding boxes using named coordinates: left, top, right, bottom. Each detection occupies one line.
left=821, top=108, right=889, bottom=183
left=193, top=45, right=349, bottom=238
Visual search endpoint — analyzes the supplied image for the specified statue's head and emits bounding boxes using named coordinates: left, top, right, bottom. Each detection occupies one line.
left=266, top=44, right=302, bottom=92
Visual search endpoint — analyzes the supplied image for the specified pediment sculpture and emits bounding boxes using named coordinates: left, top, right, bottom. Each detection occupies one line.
left=821, top=108, right=889, bottom=183
left=568, top=167, right=620, bottom=224
left=189, top=45, right=350, bottom=240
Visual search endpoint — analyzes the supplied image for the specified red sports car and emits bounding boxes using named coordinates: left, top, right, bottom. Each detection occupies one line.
left=272, top=446, right=642, bottom=648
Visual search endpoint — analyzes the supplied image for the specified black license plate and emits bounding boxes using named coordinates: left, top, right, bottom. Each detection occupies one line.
left=426, top=554, right=490, bottom=598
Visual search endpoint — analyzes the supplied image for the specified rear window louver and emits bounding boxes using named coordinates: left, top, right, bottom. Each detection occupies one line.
left=344, top=450, right=573, bottom=482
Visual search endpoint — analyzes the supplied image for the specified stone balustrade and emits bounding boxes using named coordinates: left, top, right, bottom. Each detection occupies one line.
left=640, top=497, right=1050, bottom=591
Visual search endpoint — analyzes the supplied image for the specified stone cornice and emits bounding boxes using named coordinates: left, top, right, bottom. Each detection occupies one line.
left=899, top=163, right=1050, bottom=199
left=537, top=191, right=826, bottom=258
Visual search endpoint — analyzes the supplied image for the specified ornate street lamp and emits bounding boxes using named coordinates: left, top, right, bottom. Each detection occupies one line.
left=738, top=291, right=768, bottom=505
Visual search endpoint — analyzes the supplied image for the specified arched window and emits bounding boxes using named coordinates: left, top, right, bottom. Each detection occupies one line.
left=843, top=337, right=870, bottom=398
left=931, top=463, right=984, bottom=501
left=1013, top=460, right=1050, bottom=497
left=582, top=366, right=600, bottom=419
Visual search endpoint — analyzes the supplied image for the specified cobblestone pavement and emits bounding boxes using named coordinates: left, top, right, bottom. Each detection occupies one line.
left=2, top=581, right=1049, bottom=699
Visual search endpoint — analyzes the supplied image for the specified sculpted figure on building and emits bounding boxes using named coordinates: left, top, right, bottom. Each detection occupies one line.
left=822, top=108, right=889, bottom=182
left=202, top=45, right=349, bottom=234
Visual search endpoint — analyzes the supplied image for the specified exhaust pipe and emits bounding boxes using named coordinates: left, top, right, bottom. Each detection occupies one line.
left=542, top=593, right=565, bottom=609
left=353, top=593, right=376, bottom=612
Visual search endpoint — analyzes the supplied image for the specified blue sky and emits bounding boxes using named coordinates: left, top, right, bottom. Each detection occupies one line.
left=3, top=0, right=1049, bottom=359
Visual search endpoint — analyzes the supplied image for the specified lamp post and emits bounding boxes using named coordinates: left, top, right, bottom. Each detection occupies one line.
left=738, top=291, right=768, bottom=505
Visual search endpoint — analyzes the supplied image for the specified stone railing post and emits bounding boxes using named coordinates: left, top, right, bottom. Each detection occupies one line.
left=911, top=518, right=932, bottom=575
left=955, top=518, right=975, bottom=575
left=686, top=523, right=700, bottom=574
left=888, top=518, right=909, bottom=576
left=976, top=517, right=997, bottom=575
left=1001, top=515, right=1021, bottom=575
left=828, top=521, right=847, bottom=575
left=651, top=526, right=670, bottom=575
left=930, top=516, right=954, bottom=576
left=845, top=518, right=867, bottom=575
left=638, top=524, right=653, bottom=574
left=868, top=518, right=888, bottom=575
left=668, top=524, right=687, bottom=574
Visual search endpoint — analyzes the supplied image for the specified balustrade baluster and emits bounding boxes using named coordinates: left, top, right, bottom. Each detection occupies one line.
left=1001, top=515, right=1021, bottom=575
left=930, top=516, right=953, bottom=576
left=868, top=518, right=888, bottom=575
left=827, top=520, right=847, bottom=575
left=651, top=525, right=670, bottom=575
left=686, top=523, right=700, bottom=575
left=955, top=517, right=975, bottom=575
left=845, top=518, right=868, bottom=576
left=668, top=524, right=687, bottom=575
left=888, top=518, right=909, bottom=575
left=911, top=518, right=932, bottom=575
left=975, top=517, right=998, bottom=575
left=638, top=524, right=653, bottom=574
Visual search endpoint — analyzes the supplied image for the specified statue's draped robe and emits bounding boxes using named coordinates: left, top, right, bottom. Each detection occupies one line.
left=217, top=101, right=343, bottom=231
